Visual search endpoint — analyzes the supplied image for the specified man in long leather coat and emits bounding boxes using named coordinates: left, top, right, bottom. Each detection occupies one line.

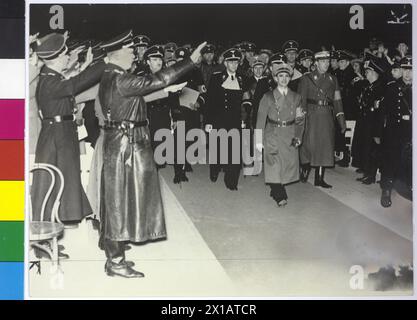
left=98, top=30, right=206, bottom=278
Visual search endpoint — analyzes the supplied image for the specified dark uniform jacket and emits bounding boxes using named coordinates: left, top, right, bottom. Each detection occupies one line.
left=335, top=64, right=356, bottom=120
left=31, top=62, right=105, bottom=222
left=206, top=70, right=252, bottom=129
left=379, top=78, right=412, bottom=192
left=248, top=75, right=275, bottom=128
left=351, top=78, right=385, bottom=170
left=98, top=59, right=194, bottom=242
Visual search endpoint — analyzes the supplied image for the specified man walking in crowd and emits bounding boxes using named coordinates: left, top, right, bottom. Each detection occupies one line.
left=205, top=48, right=252, bottom=190
left=298, top=50, right=346, bottom=188
left=256, top=62, right=305, bottom=207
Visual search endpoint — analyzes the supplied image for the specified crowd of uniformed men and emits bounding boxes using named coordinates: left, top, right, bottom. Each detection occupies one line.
left=28, top=30, right=412, bottom=278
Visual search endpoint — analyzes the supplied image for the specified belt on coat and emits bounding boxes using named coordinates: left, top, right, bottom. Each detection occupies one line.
left=42, top=114, right=75, bottom=123
left=103, top=119, right=149, bottom=129
left=307, top=98, right=333, bottom=106
left=266, top=117, right=295, bottom=127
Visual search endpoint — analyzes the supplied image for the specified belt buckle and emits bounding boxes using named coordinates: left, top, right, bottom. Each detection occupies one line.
left=282, top=120, right=287, bottom=127
left=53, top=115, right=62, bottom=123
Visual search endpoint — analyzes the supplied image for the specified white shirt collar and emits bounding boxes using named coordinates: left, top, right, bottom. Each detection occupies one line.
left=278, top=86, right=288, bottom=96
left=227, top=71, right=237, bottom=78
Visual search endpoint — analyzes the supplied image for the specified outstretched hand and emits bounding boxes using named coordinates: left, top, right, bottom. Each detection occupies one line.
left=190, top=42, right=207, bottom=64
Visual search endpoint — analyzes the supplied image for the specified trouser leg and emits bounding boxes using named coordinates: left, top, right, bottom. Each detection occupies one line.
left=104, top=239, right=125, bottom=265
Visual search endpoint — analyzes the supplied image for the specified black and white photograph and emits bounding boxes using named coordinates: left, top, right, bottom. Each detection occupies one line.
left=27, top=1, right=413, bottom=298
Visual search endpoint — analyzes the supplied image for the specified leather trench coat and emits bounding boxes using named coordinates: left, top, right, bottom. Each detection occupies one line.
left=99, top=59, right=194, bottom=242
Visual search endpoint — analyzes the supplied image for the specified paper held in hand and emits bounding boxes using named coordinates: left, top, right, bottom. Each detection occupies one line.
left=179, top=87, right=200, bottom=109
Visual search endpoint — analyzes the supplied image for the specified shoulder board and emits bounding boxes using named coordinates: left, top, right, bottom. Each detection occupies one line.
left=213, top=71, right=222, bottom=75
left=386, top=80, right=396, bottom=86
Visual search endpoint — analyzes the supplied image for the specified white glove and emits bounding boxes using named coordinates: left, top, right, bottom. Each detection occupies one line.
left=205, top=124, right=213, bottom=133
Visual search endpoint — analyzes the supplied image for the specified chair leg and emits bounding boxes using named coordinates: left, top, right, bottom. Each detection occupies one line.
left=52, top=237, right=59, bottom=267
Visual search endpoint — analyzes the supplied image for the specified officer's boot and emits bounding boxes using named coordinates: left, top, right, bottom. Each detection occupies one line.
left=336, top=149, right=351, bottom=168
left=300, top=163, right=311, bottom=183
left=380, top=189, right=392, bottom=208
left=173, top=165, right=185, bottom=184
left=314, top=167, right=332, bottom=188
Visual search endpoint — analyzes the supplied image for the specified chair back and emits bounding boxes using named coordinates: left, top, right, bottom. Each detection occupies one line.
left=30, top=163, right=64, bottom=224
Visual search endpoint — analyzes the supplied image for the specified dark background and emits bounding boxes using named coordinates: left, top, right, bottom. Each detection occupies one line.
left=30, top=3, right=412, bottom=54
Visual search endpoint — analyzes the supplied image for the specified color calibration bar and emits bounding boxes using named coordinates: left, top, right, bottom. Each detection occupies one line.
left=0, top=0, right=25, bottom=300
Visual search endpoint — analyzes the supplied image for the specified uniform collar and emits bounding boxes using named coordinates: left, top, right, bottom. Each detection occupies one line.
left=40, top=65, right=62, bottom=77
left=106, top=63, right=127, bottom=74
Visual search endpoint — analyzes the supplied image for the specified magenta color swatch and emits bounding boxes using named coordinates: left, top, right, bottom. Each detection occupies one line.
left=0, top=100, right=24, bottom=139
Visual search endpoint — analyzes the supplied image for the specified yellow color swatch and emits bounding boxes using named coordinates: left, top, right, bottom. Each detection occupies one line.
left=0, top=181, right=24, bottom=221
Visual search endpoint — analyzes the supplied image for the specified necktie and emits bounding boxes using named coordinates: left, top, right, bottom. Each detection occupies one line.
left=231, top=75, right=235, bottom=81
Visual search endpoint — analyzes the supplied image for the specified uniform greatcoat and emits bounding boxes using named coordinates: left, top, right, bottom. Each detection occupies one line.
left=98, top=59, right=194, bottom=242
left=31, top=62, right=105, bottom=222
left=256, top=88, right=305, bottom=184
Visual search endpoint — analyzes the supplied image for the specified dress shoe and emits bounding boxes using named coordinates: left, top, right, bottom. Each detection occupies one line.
left=277, top=199, right=288, bottom=207
left=105, top=261, right=144, bottom=278
left=356, top=176, right=366, bottom=182
left=300, top=168, right=311, bottom=183
left=180, top=172, right=189, bottom=182
left=361, top=176, right=375, bottom=185
left=210, top=172, right=219, bottom=182
left=173, top=174, right=182, bottom=184
left=104, top=260, right=135, bottom=271
left=314, top=167, right=332, bottom=188
left=380, top=189, right=392, bottom=208
left=315, top=180, right=333, bottom=188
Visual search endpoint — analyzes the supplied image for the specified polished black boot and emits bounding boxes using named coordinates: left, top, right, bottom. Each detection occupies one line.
left=300, top=163, right=311, bottom=183
left=314, top=167, right=332, bottom=188
left=361, top=176, right=376, bottom=185
left=380, top=189, right=392, bottom=208
left=336, top=150, right=351, bottom=167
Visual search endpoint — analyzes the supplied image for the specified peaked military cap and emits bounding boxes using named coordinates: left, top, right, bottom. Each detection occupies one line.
left=223, top=48, right=242, bottom=61
left=258, top=49, right=272, bottom=57
left=144, top=45, right=164, bottom=60
left=252, top=58, right=265, bottom=68
left=314, top=50, right=331, bottom=60
left=364, top=58, right=384, bottom=74
left=243, top=42, right=256, bottom=52
left=233, top=42, right=246, bottom=53
left=273, top=63, right=293, bottom=76
left=201, top=43, right=215, bottom=54
left=335, top=50, right=353, bottom=61
left=164, top=42, right=177, bottom=53
left=400, top=55, right=412, bottom=69
left=282, top=40, right=299, bottom=53
left=101, top=30, right=134, bottom=53
left=36, top=33, right=68, bottom=60
left=175, top=47, right=190, bottom=59
left=269, top=52, right=287, bottom=65
left=298, top=49, right=314, bottom=61
left=133, top=35, right=150, bottom=47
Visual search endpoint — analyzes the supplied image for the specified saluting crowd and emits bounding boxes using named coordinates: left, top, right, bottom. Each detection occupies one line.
left=28, top=30, right=412, bottom=278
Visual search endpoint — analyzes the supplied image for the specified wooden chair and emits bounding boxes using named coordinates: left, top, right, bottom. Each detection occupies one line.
left=29, top=163, right=65, bottom=273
